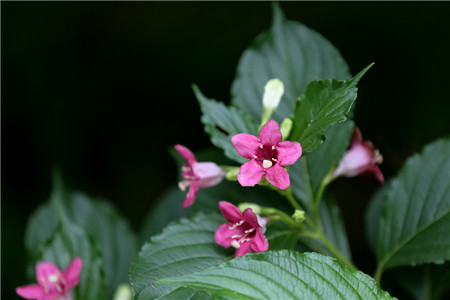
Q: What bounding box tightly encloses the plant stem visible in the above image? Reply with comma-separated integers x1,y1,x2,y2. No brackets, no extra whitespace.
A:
318,233,357,270
312,168,335,223
374,264,384,283
285,187,302,211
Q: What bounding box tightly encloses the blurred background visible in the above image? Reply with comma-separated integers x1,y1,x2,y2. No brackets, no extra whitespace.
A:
3,2,450,299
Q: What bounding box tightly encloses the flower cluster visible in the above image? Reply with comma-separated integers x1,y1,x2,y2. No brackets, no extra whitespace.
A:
16,257,82,300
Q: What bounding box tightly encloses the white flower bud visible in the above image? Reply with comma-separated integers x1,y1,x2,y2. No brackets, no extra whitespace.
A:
263,78,284,110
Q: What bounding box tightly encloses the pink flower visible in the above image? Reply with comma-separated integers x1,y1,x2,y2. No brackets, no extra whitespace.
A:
16,257,82,300
215,201,269,257
231,120,302,190
175,144,225,209
334,127,384,183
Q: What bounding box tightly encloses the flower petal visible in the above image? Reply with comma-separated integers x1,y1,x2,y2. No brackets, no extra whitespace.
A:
251,230,269,253
259,120,282,145
219,201,242,223
36,262,61,286
63,257,82,289
351,126,363,147
16,284,43,299
235,240,253,257
174,144,197,165
237,160,265,187
182,181,198,209
242,208,259,229
264,164,290,190
276,141,302,166
231,133,261,159
334,145,372,178
214,223,235,248
193,162,225,188
368,165,385,184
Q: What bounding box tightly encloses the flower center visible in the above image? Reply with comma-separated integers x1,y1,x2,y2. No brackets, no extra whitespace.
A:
229,220,257,248
253,144,278,168
41,273,66,295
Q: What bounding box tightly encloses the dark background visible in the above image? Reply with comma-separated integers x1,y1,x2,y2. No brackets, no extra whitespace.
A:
3,2,450,299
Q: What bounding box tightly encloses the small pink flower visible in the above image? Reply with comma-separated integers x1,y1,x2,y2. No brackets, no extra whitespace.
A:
16,257,82,300
215,201,269,257
231,120,302,190
175,144,225,209
334,127,384,183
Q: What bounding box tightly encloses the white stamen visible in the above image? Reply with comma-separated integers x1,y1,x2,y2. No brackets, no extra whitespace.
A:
231,234,242,239
48,274,59,283
272,145,276,150
229,220,244,230
241,238,252,243
260,144,263,149
272,158,277,162
181,166,191,172
253,155,258,159
244,228,255,234
263,160,273,169
178,181,186,191
231,240,241,249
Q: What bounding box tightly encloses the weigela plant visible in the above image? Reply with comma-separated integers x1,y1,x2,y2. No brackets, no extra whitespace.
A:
19,4,450,300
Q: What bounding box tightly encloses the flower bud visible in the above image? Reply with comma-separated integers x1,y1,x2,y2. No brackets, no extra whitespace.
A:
225,167,240,181
238,202,262,215
292,209,305,223
114,284,133,300
261,78,284,125
280,117,293,141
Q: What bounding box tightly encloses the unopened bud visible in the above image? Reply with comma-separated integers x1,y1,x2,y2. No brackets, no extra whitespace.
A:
238,202,262,215
280,118,293,141
261,78,284,125
292,209,305,223
113,284,132,300
225,167,240,181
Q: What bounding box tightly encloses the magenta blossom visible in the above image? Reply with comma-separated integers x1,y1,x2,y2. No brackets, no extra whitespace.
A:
175,144,225,209
231,120,302,190
215,201,269,257
16,257,82,300
334,127,384,183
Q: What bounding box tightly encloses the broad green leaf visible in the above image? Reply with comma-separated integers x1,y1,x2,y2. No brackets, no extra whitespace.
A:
319,192,352,260
231,3,351,122
376,137,450,273
194,85,258,164
40,222,106,300
264,221,301,251
159,250,394,300
25,185,138,298
365,180,393,253
130,212,230,300
37,184,107,300
386,263,450,300
290,64,372,153
290,120,354,209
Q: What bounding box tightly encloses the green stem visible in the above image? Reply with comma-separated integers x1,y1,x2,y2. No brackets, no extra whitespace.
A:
264,207,302,229
374,264,384,283
285,187,301,211
318,233,357,270
312,168,335,223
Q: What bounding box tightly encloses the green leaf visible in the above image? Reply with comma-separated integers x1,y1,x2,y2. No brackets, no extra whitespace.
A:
25,186,138,298
386,263,450,300
290,64,372,153
36,185,107,300
231,3,351,122
376,137,450,273
40,221,107,300
159,250,394,300
130,212,230,300
194,85,258,164
319,192,352,260
290,120,354,209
